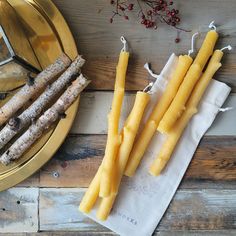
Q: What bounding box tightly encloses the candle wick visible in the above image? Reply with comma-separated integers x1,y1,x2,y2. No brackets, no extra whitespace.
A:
208,21,217,31
144,63,159,79
188,32,199,56
143,82,154,93
120,36,128,52
221,45,233,52
219,107,234,112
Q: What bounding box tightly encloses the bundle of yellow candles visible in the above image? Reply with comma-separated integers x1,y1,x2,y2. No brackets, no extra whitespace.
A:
79,36,151,220
126,22,233,179
79,22,231,221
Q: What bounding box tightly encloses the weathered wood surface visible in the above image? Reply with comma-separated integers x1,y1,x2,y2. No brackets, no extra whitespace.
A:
2,232,236,236
39,135,236,188
0,188,38,233
1,0,236,234
39,188,236,231
53,0,236,91
72,92,236,135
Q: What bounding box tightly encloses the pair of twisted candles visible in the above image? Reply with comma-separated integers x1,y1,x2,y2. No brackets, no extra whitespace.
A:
79,37,151,220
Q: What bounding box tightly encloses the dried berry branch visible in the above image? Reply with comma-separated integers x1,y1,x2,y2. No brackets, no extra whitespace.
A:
109,0,190,42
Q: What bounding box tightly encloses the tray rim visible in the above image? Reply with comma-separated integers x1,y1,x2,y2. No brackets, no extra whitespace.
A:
0,0,79,190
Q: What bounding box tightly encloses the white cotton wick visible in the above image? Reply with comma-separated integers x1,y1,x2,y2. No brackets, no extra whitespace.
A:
209,21,217,31
144,63,159,79
221,45,233,52
143,82,154,93
120,36,128,52
188,32,199,56
219,107,234,112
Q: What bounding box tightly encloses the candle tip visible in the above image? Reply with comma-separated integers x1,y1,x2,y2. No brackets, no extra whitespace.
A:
209,21,217,31
120,36,128,52
220,45,232,52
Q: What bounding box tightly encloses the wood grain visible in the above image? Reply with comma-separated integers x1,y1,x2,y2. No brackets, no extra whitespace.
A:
2,0,236,234
0,188,38,232
39,135,236,188
16,172,39,187
1,231,236,236
53,0,236,91
39,188,236,231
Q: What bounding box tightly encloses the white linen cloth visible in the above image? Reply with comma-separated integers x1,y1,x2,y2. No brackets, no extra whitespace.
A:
86,53,231,236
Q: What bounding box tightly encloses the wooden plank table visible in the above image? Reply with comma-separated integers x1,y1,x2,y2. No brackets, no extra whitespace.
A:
1,0,236,235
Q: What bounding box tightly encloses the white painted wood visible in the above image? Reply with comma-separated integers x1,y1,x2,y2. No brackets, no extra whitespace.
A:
71,92,236,136
39,188,103,231
207,94,236,135
39,188,236,232
0,187,39,233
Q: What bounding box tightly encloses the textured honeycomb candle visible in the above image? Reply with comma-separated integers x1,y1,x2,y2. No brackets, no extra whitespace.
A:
150,49,223,176
194,30,219,69
158,30,219,133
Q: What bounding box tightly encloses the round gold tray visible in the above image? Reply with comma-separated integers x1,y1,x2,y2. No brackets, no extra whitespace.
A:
0,0,78,191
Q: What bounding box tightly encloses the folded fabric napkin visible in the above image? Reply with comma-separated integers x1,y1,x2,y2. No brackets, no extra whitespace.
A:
86,53,231,236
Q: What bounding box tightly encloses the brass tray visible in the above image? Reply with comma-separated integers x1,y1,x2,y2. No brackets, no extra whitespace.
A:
0,0,79,191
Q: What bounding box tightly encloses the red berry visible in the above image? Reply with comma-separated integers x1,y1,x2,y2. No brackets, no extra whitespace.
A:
175,38,180,43
175,17,180,22
175,9,179,14
128,4,134,11
169,1,173,5
147,10,152,15
124,15,129,20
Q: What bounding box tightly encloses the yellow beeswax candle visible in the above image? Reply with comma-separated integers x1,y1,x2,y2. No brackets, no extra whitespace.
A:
124,55,193,177
158,64,201,133
158,30,219,134
150,49,223,176
194,30,219,70
79,165,102,213
96,91,150,220
99,37,129,197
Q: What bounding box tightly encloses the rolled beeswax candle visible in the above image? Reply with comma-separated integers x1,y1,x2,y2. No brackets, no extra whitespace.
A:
79,166,102,213
125,55,193,177
100,38,129,197
194,30,219,69
150,49,223,176
96,92,150,220
158,30,219,134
